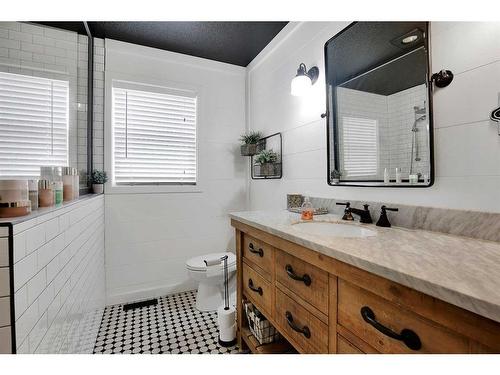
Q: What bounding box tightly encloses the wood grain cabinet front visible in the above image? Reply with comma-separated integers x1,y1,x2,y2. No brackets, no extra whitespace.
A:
275,288,329,353
337,335,364,354
232,221,500,354
242,234,274,277
242,261,273,316
338,279,470,354
275,249,329,315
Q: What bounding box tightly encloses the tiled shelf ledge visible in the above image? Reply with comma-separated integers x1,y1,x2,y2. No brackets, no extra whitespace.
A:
0,194,104,232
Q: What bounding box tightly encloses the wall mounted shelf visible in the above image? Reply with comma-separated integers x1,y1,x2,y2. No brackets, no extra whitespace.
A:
250,132,282,180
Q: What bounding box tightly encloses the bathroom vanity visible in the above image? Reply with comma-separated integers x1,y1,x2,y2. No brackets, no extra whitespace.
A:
230,211,500,354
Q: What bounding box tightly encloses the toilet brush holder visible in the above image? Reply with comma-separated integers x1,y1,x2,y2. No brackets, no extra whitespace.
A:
218,255,237,347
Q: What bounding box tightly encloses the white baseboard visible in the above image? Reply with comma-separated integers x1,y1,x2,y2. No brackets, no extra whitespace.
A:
106,280,198,306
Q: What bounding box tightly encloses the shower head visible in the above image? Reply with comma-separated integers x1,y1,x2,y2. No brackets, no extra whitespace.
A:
414,106,426,115
412,114,426,131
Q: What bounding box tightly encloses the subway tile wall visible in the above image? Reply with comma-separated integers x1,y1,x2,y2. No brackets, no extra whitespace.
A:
386,84,429,178
0,226,12,353
0,22,105,183
337,84,430,180
12,195,105,353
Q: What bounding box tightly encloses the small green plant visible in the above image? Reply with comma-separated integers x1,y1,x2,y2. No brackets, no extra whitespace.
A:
331,169,342,179
91,170,108,184
239,131,263,145
255,149,278,165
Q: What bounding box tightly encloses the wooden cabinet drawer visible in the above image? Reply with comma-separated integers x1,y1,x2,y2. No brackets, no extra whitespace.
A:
275,250,328,315
337,335,364,354
275,288,328,353
338,280,469,353
242,261,273,315
242,234,274,277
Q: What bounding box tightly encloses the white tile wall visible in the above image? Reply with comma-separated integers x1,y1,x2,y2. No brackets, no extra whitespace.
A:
104,40,247,305
0,22,105,185
247,22,500,213
337,84,430,180
12,195,105,353
0,226,11,353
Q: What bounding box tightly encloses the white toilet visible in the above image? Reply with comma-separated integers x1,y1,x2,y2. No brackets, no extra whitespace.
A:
186,252,237,312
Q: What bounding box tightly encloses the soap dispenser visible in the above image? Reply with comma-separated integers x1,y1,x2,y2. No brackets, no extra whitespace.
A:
301,196,314,221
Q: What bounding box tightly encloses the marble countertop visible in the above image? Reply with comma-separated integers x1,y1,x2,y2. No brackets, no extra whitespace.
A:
229,210,500,323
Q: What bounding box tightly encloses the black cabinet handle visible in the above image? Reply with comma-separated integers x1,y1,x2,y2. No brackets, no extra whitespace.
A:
285,264,312,286
285,311,311,338
248,242,264,257
360,306,421,351
248,278,263,296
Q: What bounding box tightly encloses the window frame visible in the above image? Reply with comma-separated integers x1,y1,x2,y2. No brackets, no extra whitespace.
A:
105,71,203,194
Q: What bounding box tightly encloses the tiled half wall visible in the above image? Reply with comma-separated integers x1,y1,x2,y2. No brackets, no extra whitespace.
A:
1,195,105,353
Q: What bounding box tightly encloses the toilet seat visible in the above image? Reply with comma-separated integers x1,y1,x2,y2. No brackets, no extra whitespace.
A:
186,252,236,272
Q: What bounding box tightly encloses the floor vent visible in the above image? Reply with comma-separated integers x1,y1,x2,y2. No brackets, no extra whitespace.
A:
123,298,158,311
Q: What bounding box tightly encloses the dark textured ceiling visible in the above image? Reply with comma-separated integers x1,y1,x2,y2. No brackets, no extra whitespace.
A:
34,22,288,66
326,22,428,95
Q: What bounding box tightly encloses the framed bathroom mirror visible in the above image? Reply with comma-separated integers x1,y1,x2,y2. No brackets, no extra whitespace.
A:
325,22,433,187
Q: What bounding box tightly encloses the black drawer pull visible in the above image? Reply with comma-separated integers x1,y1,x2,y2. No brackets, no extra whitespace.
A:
361,306,421,351
285,264,312,286
248,242,264,257
285,311,311,338
248,278,263,296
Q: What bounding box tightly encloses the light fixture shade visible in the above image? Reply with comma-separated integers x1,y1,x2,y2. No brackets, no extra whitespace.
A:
291,74,312,97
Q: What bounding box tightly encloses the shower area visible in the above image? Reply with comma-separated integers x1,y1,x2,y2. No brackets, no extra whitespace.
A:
380,84,431,181
410,104,428,177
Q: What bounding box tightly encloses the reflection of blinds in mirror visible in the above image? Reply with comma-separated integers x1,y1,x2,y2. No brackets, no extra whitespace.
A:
342,116,378,177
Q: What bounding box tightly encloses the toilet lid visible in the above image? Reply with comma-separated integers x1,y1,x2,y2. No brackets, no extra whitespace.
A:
186,252,236,272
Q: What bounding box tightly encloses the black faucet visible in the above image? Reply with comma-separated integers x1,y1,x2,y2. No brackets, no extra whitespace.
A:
350,204,373,224
376,205,399,227
336,202,353,221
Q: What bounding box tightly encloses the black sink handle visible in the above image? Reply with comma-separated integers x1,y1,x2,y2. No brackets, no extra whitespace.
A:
285,311,311,338
248,278,263,296
285,264,312,286
248,242,264,257
360,306,422,350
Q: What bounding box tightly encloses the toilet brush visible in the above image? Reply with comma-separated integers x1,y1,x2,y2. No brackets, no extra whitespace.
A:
217,255,237,347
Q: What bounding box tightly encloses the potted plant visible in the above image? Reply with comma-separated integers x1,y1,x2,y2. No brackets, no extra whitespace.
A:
239,131,264,156
91,170,108,194
255,149,279,176
331,169,342,184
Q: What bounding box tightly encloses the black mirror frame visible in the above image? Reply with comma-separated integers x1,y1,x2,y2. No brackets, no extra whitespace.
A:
324,21,435,188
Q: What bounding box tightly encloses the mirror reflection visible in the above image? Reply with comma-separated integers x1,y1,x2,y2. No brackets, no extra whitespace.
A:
326,22,432,187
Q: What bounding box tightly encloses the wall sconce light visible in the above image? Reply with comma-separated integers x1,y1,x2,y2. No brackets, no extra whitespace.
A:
291,63,319,97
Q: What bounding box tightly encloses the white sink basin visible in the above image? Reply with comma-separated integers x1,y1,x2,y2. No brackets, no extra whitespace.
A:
291,221,377,238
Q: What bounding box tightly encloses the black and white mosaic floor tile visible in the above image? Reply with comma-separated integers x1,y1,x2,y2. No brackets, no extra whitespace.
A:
93,290,239,354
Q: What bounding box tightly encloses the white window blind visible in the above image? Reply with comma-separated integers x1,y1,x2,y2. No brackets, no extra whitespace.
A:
112,86,197,185
0,72,69,178
341,116,378,178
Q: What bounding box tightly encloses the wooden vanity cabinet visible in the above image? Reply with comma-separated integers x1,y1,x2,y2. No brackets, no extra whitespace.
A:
232,220,500,354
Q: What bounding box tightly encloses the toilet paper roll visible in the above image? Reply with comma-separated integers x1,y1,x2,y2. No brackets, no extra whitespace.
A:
218,305,237,342
204,257,222,266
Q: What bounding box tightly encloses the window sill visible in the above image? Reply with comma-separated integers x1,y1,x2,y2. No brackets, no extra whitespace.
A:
104,184,203,195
